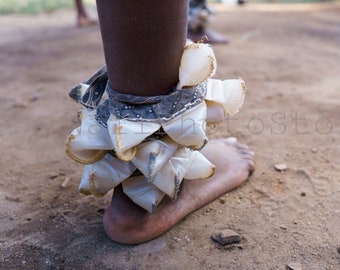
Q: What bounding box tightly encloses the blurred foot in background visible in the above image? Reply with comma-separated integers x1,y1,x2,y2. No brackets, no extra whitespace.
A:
187,0,229,44
75,0,97,27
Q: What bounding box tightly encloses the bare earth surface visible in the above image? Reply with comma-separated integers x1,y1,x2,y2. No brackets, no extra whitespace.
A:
0,3,339,269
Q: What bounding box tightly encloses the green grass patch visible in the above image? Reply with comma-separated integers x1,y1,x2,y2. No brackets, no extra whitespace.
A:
0,0,95,15
210,0,336,3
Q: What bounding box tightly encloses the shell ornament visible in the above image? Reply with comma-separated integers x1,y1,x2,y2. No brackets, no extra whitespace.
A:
66,41,246,213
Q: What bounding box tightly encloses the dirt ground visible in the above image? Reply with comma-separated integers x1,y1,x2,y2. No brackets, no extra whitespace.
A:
0,2,339,269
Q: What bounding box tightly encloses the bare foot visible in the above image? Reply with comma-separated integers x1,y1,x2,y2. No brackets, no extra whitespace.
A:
103,138,254,244
76,16,98,28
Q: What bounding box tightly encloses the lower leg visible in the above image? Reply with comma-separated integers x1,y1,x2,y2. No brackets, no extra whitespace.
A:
96,0,187,96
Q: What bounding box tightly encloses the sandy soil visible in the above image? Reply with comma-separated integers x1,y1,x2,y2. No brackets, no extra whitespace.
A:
0,3,339,269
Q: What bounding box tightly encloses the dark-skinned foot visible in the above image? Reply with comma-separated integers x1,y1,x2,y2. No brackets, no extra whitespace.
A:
103,137,254,244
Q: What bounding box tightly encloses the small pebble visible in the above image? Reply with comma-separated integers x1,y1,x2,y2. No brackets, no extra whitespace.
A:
30,95,40,102
311,148,317,153
49,174,59,180
300,192,306,197
337,246,340,254
279,225,288,230
219,198,226,204
211,229,241,246
5,196,20,203
60,177,71,188
173,237,181,242
12,102,28,108
274,163,288,172
97,208,105,214
287,262,302,270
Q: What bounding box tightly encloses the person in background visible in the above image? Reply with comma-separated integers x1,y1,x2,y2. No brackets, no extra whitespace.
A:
75,0,97,27
188,0,229,43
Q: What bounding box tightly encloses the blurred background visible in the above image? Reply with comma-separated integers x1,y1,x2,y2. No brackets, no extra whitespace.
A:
0,0,337,15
